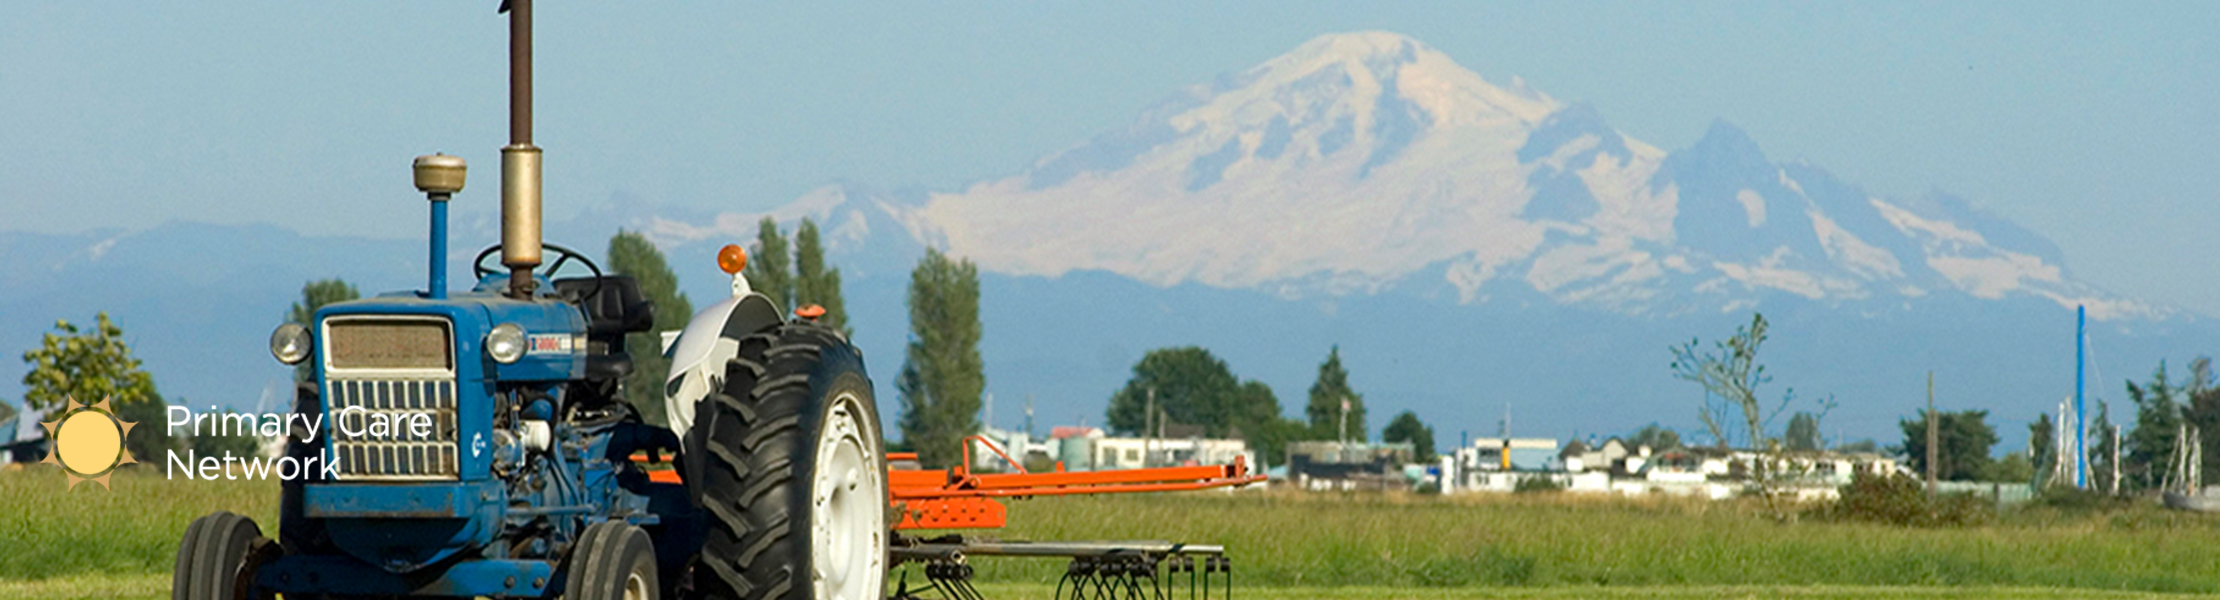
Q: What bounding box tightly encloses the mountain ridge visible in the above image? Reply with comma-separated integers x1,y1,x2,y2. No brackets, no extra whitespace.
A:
0,31,2197,449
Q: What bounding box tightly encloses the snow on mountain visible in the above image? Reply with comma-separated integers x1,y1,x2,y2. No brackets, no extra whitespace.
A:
776,31,2157,321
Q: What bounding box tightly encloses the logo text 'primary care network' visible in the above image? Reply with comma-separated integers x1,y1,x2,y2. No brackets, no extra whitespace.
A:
159,402,436,481
42,397,433,488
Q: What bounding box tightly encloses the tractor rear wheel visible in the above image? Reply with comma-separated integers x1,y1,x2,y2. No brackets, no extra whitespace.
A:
688,322,887,600
173,511,275,600
566,521,659,600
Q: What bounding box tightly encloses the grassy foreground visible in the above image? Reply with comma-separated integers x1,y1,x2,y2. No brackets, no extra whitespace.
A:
0,467,278,579
0,576,2205,600
950,490,2220,593
7,468,2220,597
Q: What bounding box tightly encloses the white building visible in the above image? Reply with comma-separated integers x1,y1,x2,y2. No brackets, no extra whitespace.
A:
1091,436,1254,471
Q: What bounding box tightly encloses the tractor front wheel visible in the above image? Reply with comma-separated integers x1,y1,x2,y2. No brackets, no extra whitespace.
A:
688,322,887,600
173,511,275,600
566,521,659,600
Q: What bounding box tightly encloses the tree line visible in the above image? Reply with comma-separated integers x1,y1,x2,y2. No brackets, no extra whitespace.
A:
1100,345,1437,467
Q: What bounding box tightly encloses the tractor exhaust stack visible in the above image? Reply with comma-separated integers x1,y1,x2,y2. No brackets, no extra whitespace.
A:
500,0,543,298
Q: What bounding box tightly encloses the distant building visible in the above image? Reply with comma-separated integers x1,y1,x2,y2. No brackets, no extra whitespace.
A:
1457,437,1559,472
1286,441,1413,491
2,409,48,466
1092,437,1253,471
1432,432,1908,500
972,424,1077,472
1031,425,1256,473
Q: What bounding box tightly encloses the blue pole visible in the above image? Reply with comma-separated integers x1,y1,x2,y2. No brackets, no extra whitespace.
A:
2075,304,2087,489
429,197,449,299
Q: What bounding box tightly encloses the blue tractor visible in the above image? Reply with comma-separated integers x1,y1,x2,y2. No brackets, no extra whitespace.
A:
171,2,889,599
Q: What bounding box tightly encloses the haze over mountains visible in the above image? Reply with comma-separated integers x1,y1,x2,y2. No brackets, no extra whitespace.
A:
2,32,2204,451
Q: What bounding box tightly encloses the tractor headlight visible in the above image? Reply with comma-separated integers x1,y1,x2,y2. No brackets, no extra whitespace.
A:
486,323,526,364
270,323,312,365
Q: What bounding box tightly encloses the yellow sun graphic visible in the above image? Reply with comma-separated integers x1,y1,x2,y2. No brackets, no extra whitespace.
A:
40,396,137,490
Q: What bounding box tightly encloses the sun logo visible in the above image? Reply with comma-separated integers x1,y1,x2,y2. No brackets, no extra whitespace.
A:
39,396,138,490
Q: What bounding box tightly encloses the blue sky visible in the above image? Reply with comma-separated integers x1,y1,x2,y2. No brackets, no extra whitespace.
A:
4,2,2217,313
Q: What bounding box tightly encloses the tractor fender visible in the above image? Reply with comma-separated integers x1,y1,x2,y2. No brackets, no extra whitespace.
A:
660,292,783,439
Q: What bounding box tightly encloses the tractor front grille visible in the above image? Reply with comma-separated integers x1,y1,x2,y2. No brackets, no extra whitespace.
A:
327,378,460,480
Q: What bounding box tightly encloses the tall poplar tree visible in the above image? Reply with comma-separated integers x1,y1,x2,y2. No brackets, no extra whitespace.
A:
744,217,793,310
896,248,984,467
1305,346,1366,442
607,231,693,426
792,218,851,335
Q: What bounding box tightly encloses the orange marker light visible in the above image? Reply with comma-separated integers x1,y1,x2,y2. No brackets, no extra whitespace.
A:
796,304,827,319
717,244,748,275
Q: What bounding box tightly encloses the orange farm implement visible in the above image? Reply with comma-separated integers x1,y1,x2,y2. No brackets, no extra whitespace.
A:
641,435,1263,600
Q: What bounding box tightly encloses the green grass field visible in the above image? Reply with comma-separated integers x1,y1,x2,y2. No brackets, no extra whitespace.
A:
7,468,2220,599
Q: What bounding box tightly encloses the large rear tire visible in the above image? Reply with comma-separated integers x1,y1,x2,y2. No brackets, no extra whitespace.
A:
687,322,887,600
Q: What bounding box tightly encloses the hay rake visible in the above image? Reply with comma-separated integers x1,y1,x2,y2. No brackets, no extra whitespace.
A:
883,437,1260,600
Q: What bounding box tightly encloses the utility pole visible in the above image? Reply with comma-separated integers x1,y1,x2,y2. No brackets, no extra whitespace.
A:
1926,371,1938,498
1339,394,1350,446
1143,387,1155,468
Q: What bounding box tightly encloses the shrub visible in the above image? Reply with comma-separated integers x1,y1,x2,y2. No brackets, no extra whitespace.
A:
1513,474,1565,494
1812,470,1990,527
2029,485,2134,513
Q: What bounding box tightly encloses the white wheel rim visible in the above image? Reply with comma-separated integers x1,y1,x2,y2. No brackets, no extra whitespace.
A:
811,391,885,600
623,571,648,600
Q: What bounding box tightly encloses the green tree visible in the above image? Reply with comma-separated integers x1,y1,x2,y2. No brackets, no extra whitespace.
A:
1836,439,1880,454
2186,360,2220,481
117,393,184,460
1381,410,1436,462
21,313,172,462
2125,362,2185,492
1109,347,1250,436
2030,411,2056,487
745,217,794,310
1105,347,1292,464
1984,451,2035,484
607,231,694,426
792,218,851,336
1235,387,1308,468
1896,409,1999,482
22,313,156,412
287,279,359,382
1628,423,1681,451
1784,411,1821,451
1305,346,1366,442
2088,400,2119,493
896,248,984,468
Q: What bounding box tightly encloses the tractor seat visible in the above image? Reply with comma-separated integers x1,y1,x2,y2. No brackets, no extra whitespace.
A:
553,275,654,339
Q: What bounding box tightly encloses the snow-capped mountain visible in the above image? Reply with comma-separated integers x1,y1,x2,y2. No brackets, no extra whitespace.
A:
789,31,2148,320
1,31,2199,448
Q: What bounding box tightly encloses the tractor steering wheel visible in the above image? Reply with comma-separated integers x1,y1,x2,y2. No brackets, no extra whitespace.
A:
473,243,605,297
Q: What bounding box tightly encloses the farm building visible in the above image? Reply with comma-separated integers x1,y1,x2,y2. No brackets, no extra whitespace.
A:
997,425,1256,473
1285,441,1413,491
